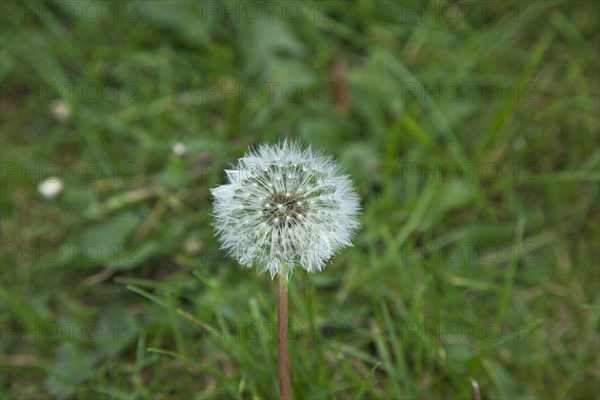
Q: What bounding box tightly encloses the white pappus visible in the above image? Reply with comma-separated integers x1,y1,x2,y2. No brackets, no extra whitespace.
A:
211,140,361,278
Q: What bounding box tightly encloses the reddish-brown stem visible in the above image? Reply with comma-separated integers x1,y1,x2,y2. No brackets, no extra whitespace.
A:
278,274,291,400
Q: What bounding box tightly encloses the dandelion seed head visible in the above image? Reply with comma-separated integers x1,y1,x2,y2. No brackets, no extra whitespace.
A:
38,177,64,199
211,140,361,278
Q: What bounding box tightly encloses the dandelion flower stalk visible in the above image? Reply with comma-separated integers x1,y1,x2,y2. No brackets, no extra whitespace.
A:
278,273,291,400
211,140,361,398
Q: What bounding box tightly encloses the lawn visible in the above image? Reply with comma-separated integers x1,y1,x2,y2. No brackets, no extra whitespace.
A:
1,1,599,399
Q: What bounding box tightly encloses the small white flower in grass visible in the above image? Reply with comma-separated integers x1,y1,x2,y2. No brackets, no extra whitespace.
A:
172,141,187,157
38,177,64,198
50,100,71,121
211,140,361,278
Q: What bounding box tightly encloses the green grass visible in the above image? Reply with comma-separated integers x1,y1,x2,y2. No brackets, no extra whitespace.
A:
1,0,599,399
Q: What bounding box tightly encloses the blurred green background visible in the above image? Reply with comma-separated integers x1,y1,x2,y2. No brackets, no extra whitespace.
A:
1,0,599,399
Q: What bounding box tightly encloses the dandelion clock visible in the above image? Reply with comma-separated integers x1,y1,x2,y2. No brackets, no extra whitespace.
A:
211,140,361,399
